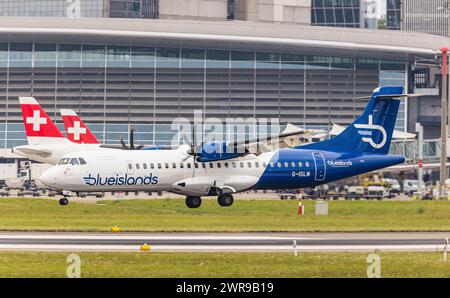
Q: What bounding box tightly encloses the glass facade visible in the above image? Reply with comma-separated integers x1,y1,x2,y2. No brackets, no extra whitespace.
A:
0,0,105,17
0,0,159,19
386,0,401,30
402,0,449,37
0,42,406,148
311,0,362,28
379,69,406,131
110,0,158,19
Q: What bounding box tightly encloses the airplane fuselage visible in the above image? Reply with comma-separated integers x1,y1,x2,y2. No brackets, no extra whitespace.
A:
40,146,405,196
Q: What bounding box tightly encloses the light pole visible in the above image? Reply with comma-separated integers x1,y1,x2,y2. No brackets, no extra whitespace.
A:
440,47,449,198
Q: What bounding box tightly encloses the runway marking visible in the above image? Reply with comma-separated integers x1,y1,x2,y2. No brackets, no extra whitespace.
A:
0,244,438,252
0,232,448,252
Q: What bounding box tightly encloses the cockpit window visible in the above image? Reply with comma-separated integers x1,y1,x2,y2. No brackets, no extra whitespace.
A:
59,157,87,166
58,158,70,165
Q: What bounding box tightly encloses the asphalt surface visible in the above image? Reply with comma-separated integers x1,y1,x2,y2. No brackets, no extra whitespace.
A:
0,232,448,252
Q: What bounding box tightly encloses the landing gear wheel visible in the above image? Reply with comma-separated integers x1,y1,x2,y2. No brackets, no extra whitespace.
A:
59,198,69,206
218,194,234,207
186,196,202,208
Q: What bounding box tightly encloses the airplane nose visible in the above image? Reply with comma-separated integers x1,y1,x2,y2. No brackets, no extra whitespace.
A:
40,168,58,188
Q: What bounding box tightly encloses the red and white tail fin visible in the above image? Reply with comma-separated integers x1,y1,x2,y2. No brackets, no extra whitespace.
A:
60,109,100,144
19,97,68,145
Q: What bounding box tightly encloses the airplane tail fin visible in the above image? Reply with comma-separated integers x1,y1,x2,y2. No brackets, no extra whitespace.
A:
19,97,67,145
60,109,100,144
299,86,403,155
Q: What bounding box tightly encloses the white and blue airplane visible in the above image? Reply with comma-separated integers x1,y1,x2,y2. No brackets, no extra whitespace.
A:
40,86,407,207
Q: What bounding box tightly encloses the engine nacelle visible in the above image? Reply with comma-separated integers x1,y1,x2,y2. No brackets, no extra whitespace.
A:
196,142,246,162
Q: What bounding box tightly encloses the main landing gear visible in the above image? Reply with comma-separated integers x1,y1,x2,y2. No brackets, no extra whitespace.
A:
186,196,202,208
218,193,234,207
185,194,235,208
59,197,69,206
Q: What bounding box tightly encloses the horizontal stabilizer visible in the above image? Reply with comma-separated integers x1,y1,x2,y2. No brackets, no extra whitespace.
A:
355,94,421,101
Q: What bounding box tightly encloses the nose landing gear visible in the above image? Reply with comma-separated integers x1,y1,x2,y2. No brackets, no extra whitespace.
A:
218,194,234,207
185,196,202,208
59,197,69,206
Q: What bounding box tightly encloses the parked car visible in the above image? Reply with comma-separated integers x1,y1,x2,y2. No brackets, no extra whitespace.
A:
277,190,297,200
403,179,418,196
345,186,364,200
384,178,401,195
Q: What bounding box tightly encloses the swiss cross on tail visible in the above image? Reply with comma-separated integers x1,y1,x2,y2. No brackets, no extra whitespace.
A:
60,109,99,144
19,97,65,143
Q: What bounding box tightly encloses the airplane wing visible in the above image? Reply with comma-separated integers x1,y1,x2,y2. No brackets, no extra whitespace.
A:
13,147,52,157
373,162,450,173
192,124,327,162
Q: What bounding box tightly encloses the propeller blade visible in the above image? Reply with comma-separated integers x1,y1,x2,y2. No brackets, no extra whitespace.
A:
120,137,129,150
129,128,135,150
190,124,196,155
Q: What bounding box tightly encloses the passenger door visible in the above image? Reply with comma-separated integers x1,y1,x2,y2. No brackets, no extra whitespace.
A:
312,152,326,182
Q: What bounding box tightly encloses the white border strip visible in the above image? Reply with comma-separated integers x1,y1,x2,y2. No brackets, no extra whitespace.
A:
0,27,437,56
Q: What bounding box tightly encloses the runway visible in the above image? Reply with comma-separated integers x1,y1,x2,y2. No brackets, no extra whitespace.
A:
0,232,449,252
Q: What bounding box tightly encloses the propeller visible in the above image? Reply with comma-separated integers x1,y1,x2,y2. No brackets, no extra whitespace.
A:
184,124,199,161
120,128,144,150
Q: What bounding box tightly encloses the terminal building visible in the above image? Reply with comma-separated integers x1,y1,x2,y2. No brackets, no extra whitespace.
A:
0,0,447,181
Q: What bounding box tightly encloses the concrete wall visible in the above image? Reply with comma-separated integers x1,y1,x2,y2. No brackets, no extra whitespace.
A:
159,0,228,21
235,0,259,21
235,0,310,24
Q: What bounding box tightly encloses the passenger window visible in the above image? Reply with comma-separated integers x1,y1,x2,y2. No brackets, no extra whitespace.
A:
247,162,251,168
298,162,303,167
255,162,259,168
202,163,206,169
291,162,295,167
143,163,147,169
150,163,154,169
128,163,133,170
165,163,169,169
79,158,87,165
277,162,282,168
263,162,267,168
270,162,274,168
136,163,140,170
305,162,310,167
232,162,236,168
217,163,221,168
187,163,191,169
224,162,229,168
157,163,162,169
172,163,177,169
194,163,199,169
70,158,79,166
284,162,289,168
240,162,244,168
209,163,214,168
180,163,184,169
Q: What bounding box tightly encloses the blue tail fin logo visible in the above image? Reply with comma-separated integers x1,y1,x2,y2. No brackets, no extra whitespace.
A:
354,114,387,149
299,86,403,155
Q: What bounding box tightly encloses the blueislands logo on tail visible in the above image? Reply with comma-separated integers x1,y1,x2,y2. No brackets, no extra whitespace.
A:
354,114,387,149
299,86,402,155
